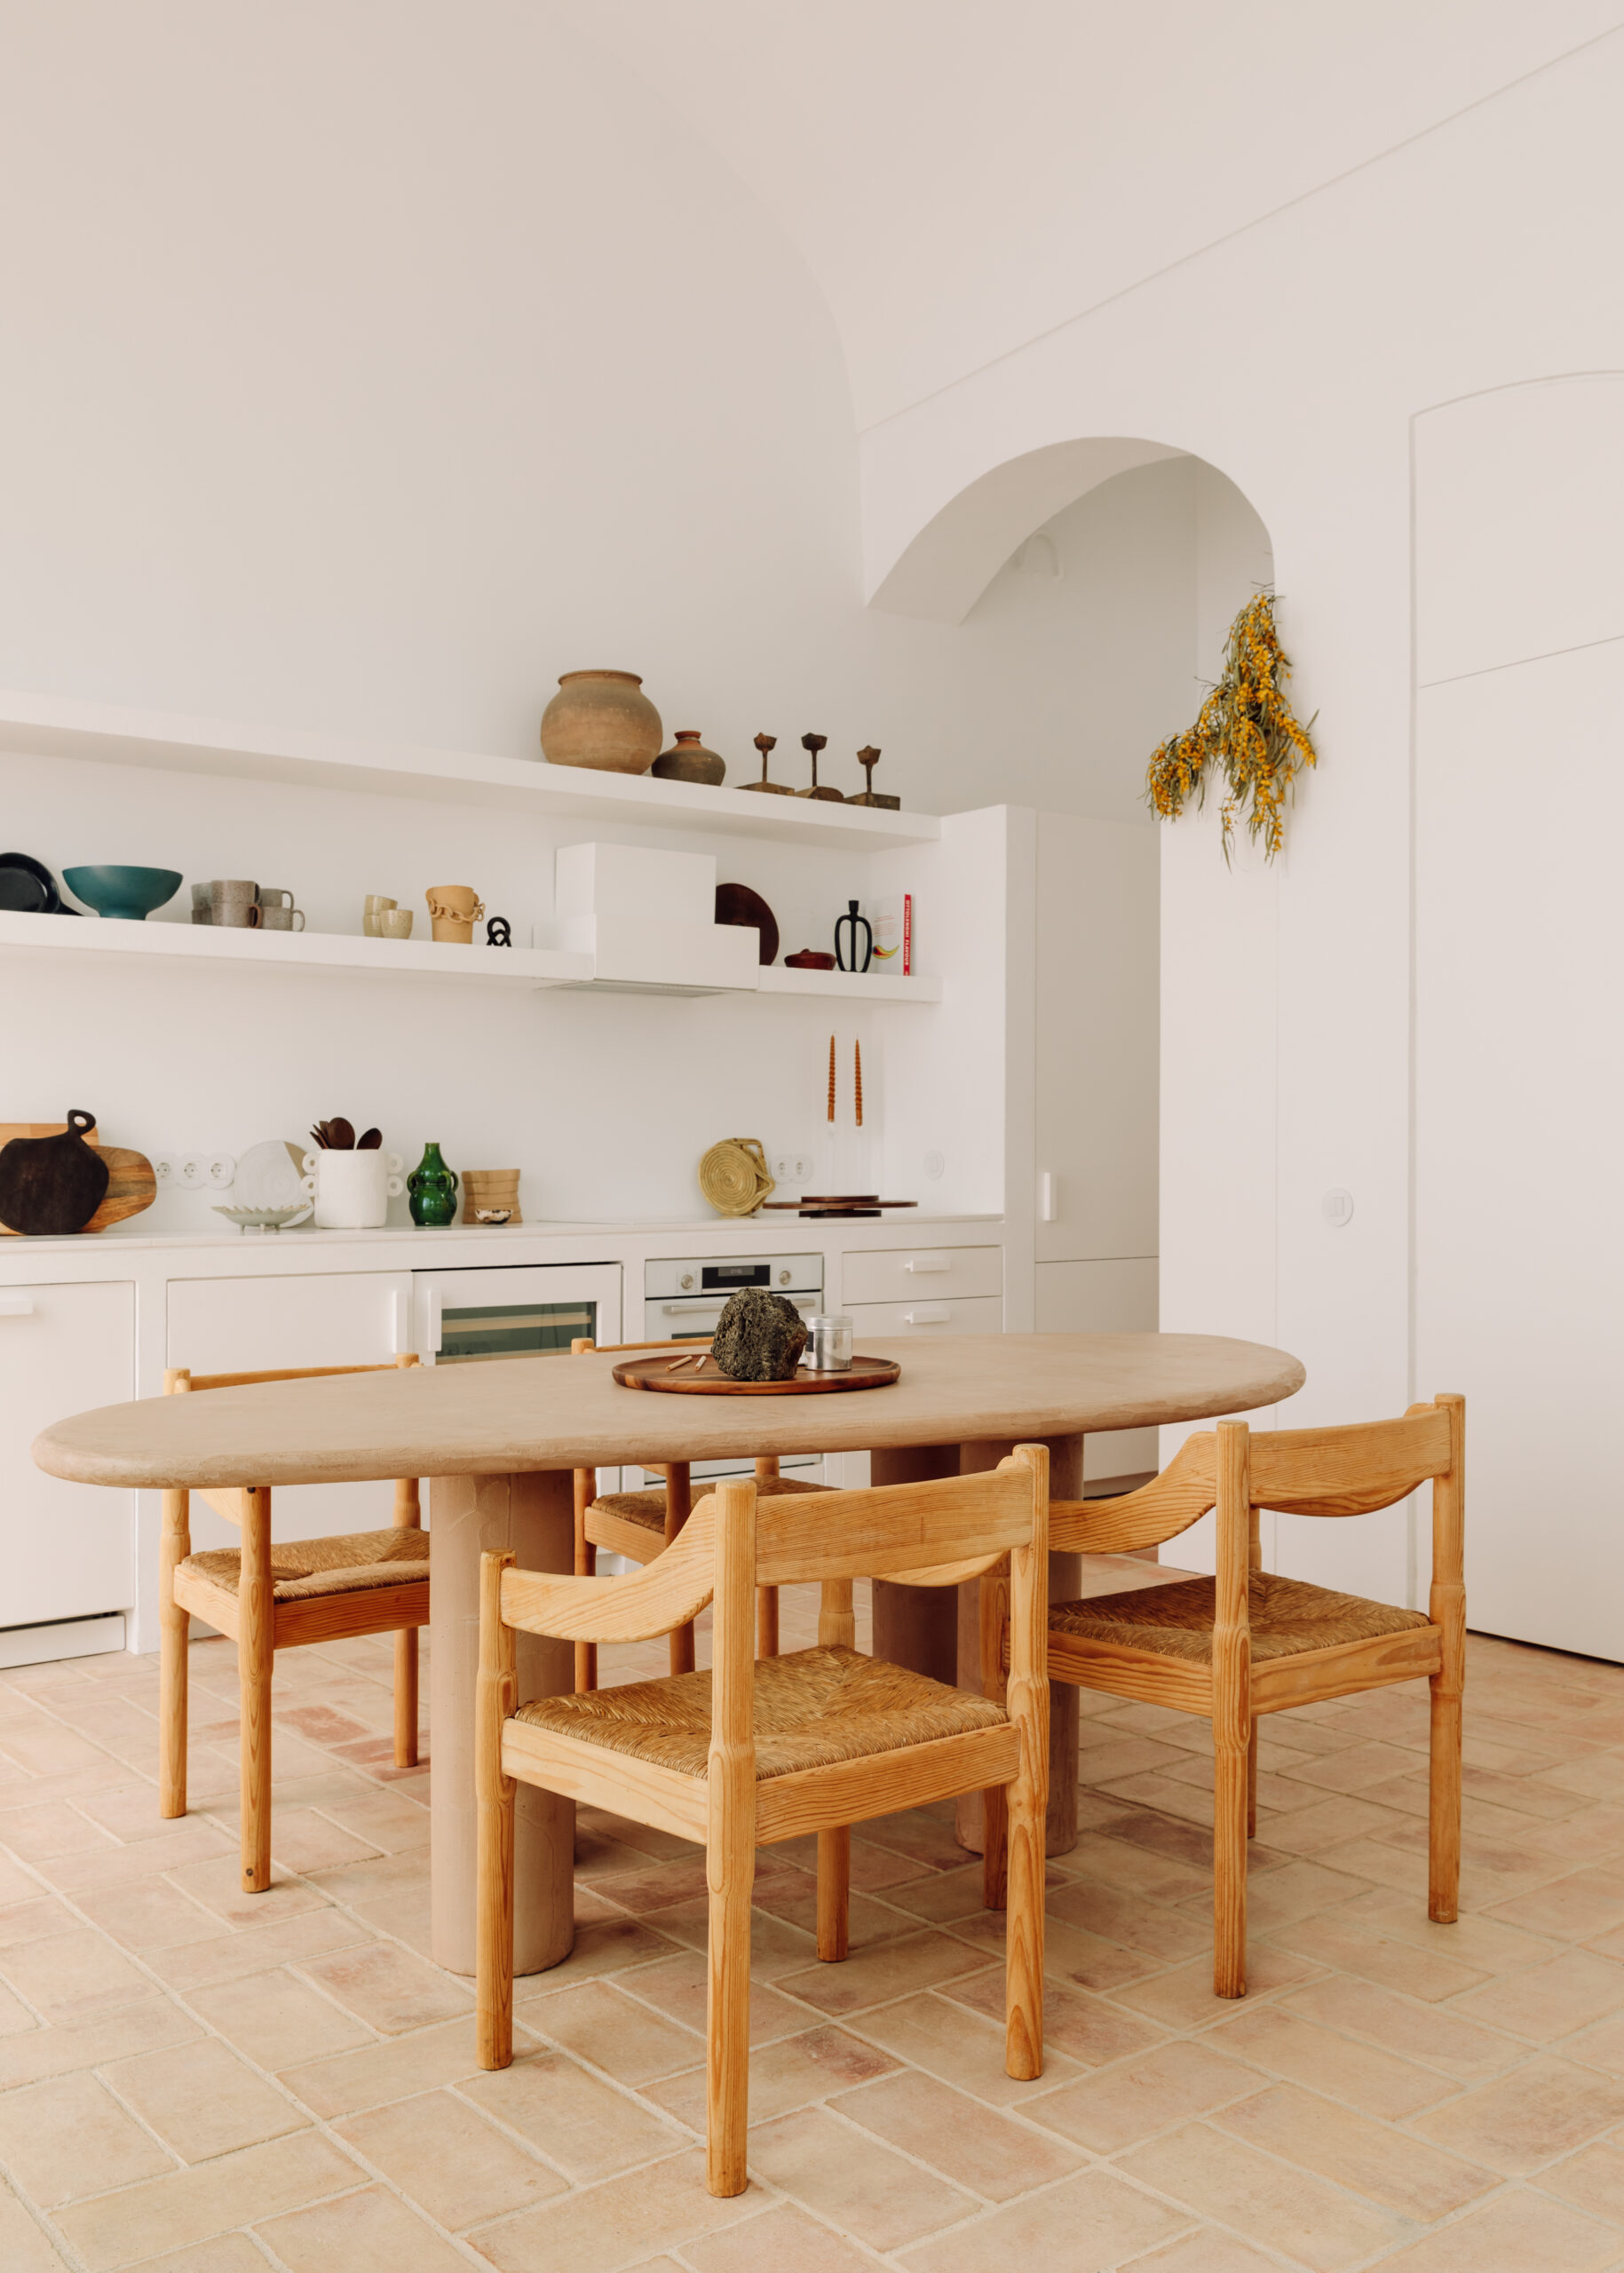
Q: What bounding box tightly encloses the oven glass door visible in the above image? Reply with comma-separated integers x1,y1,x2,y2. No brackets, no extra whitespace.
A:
414,1263,622,1365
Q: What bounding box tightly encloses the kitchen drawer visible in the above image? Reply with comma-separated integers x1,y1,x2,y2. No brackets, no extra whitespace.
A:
841,1245,1003,1307
844,1295,1004,1336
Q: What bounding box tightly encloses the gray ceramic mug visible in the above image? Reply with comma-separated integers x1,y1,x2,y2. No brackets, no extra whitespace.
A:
210,880,261,928
257,905,305,931
190,883,213,926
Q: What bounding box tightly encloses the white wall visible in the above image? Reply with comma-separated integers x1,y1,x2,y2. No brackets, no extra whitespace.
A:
0,4,1185,1225
852,31,1624,1615
0,2,1191,828
1414,378,1624,1654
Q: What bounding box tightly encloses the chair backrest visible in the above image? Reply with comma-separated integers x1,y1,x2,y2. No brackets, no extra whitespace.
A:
1050,1397,1464,1564
164,1354,420,1394
495,1447,1049,1649
163,1354,424,1517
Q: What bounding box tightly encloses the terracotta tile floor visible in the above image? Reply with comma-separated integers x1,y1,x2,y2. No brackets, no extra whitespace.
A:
4,1572,1624,2269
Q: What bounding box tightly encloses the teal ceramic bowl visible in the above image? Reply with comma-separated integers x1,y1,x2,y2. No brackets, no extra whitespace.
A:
63,866,184,922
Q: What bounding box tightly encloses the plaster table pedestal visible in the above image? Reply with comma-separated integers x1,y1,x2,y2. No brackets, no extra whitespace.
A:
34,1331,1304,1980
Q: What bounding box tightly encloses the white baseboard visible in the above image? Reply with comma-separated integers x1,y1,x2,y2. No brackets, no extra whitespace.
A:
0,1613,127,1669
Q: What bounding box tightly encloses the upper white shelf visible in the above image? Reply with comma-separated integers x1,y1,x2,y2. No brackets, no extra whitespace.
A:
0,909,941,1002
0,688,941,853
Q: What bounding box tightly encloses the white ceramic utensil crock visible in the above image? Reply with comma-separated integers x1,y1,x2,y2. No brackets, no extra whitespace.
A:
301,1149,404,1230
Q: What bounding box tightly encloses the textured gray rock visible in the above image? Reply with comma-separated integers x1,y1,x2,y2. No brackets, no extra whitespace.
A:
710,1287,808,1382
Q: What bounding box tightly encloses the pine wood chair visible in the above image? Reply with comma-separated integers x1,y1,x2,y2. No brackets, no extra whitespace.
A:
477,1450,1050,2197
1017,1395,1464,1999
570,1336,837,1691
160,1354,429,1894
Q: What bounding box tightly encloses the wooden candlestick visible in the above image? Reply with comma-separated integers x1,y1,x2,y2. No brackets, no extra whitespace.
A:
798,733,845,802
849,745,900,810
741,732,794,796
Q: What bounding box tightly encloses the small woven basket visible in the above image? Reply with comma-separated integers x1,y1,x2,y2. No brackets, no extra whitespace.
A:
698,1137,775,1217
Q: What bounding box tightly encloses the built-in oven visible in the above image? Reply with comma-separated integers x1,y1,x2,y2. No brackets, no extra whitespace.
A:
641,1252,824,1485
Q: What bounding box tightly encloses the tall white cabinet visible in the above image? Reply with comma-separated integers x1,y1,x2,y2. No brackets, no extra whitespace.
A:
1031,812,1160,1484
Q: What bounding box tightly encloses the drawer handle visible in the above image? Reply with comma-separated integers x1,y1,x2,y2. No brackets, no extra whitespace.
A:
904,1304,951,1325
0,1295,36,1318
903,1255,950,1274
661,1300,726,1316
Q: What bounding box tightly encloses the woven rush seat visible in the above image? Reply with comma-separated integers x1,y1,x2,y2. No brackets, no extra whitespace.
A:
1050,1569,1430,1665
180,1527,430,1604
515,1642,1005,1779
590,1471,832,1540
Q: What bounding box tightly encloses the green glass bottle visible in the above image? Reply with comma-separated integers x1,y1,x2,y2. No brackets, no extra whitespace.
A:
407,1142,458,1227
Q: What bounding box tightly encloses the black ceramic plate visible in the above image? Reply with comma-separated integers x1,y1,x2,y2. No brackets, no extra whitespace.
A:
0,851,68,914
715,882,779,967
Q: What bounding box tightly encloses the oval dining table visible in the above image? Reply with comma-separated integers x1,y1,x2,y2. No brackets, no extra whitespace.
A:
34,1330,1304,1977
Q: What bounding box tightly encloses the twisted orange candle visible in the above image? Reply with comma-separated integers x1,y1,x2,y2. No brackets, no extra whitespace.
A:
828,1034,836,1123
854,1039,863,1128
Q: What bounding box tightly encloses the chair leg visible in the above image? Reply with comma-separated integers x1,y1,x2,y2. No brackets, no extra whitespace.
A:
1213,1716,1249,1998
477,1554,517,2071
393,1629,419,1768
667,1463,695,1677
1005,1758,1044,2079
706,1815,755,2198
573,1468,598,1693
159,1489,190,1819
1430,1635,1463,1925
238,1488,273,1895
757,1585,780,1658
982,1781,1009,1911
816,1826,850,1960
1247,1716,1258,1841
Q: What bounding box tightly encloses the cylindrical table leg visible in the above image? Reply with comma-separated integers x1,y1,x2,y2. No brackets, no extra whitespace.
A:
871,1445,962,1684
953,1436,1081,1859
432,1470,575,1977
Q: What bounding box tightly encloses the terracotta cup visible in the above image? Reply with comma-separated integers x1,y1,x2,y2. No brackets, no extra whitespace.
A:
426,885,485,944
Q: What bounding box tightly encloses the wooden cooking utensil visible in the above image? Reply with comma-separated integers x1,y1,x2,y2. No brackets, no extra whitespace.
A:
357,1128,382,1150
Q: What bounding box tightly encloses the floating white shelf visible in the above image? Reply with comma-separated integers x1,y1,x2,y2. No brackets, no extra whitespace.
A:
0,688,941,853
0,911,941,1002
0,909,592,989
757,965,940,1004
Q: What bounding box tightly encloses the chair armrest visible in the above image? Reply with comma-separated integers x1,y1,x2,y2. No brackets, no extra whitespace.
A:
500,1501,717,1643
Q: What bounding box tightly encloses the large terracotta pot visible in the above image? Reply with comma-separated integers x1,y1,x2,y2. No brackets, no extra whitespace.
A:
540,670,662,774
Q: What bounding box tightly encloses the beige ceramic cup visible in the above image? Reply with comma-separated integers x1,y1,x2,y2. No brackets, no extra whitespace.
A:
210,880,261,928
378,908,414,939
362,894,397,938
426,885,485,944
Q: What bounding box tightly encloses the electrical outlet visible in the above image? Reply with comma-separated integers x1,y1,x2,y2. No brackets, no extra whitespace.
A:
177,1153,211,1190
207,1154,235,1189
792,1152,813,1182
154,1155,176,1184
770,1152,816,1186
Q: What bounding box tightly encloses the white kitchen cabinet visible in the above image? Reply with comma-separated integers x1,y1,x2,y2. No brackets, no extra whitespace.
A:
0,1281,135,1632
167,1269,414,1548
1034,815,1158,1265
841,1245,1002,1307
844,1295,1003,1336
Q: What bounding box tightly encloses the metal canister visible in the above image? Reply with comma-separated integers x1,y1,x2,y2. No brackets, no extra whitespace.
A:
806,1313,854,1371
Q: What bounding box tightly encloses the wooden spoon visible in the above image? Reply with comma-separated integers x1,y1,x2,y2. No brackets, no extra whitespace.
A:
325,1117,356,1151
357,1128,382,1150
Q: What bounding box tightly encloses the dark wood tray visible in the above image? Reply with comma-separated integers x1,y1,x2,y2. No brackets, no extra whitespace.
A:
612,1353,900,1396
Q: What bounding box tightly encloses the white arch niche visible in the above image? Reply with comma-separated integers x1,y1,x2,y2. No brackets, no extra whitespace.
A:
865,435,1186,623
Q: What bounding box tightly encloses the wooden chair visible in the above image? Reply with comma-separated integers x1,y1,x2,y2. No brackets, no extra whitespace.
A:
1019,1396,1463,1998
477,1450,1050,2196
160,1355,429,1894
570,1337,836,1691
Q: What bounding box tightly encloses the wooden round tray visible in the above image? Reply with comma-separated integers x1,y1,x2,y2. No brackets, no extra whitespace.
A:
612,1353,900,1396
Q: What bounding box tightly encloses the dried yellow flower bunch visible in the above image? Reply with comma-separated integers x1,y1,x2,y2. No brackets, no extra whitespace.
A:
1145,591,1319,861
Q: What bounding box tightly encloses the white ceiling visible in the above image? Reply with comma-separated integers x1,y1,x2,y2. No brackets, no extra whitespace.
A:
566,0,1623,431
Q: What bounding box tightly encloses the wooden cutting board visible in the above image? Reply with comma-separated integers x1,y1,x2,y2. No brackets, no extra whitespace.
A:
0,1126,157,1234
